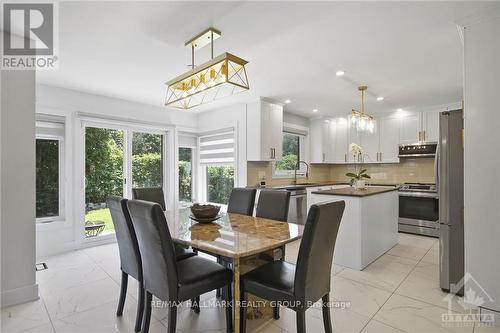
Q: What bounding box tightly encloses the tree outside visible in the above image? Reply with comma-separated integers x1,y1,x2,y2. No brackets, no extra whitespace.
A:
275,133,299,171
207,165,234,204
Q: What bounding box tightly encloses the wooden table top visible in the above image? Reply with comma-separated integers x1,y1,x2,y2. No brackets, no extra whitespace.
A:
165,209,304,259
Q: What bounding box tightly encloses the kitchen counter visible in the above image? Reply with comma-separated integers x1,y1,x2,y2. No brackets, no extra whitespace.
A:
312,186,398,197
309,185,398,270
248,182,400,191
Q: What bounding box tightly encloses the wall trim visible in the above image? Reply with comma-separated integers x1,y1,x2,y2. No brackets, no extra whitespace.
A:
1,284,39,308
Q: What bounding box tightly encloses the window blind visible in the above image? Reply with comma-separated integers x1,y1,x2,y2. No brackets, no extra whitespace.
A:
199,130,235,165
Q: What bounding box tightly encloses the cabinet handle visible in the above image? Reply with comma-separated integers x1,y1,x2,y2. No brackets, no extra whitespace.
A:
423,130,426,141
380,152,383,161
272,148,275,159
322,153,325,162
344,153,347,163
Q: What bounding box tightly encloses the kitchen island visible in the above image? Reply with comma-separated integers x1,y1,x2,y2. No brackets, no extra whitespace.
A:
309,186,398,270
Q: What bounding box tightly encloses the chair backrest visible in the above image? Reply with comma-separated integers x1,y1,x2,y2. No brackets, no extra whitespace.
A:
107,196,142,280
132,187,166,211
294,200,345,305
227,188,257,215
127,199,178,301
256,190,291,222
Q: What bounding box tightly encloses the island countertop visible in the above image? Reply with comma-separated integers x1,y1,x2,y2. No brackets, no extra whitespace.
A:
311,186,398,197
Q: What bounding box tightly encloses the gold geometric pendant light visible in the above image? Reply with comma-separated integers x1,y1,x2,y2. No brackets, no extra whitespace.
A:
165,28,250,109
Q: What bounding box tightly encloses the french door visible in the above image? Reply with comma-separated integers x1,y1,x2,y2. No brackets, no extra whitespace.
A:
83,122,166,239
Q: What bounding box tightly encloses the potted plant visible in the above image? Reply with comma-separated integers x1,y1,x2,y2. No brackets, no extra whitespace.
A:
346,169,371,190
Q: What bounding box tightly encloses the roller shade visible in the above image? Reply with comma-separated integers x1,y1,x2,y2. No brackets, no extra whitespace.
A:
199,130,235,165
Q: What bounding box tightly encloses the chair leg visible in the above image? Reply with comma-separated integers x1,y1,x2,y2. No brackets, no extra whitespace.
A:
273,302,280,320
191,296,200,314
166,305,177,333
142,291,152,333
240,291,247,333
296,309,306,333
322,294,333,333
116,271,128,316
134,281,144,332
225,284,233,333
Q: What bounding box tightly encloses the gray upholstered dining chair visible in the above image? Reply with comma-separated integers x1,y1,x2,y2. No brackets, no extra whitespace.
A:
126,199,233,333
132,187,166,210
255,190,291,222
107,196,198,332
240,200,346,333
227,188,257,215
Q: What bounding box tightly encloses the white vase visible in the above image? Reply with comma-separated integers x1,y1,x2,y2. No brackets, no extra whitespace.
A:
355,179,366,190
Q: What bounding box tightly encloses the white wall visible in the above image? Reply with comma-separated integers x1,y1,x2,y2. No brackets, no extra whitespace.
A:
1,62,38,306
461,13,500,317
35,85,198,258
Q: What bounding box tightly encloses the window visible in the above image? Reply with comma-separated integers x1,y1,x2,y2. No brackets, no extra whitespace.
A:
199,130,235,205
36,119,65,222
206,165,234,204
179,147,193,207
132,132,164,188
36,139,60,219
274,131,306,177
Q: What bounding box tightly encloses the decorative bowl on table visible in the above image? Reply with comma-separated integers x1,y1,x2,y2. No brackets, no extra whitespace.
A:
190,203,222,223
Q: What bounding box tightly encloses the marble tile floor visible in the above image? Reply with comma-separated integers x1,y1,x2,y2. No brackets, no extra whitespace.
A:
2,233,499,333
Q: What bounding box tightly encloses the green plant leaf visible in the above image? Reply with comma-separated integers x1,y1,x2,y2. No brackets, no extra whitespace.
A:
361,174,371,179
359,169,367,175
346,173,358,178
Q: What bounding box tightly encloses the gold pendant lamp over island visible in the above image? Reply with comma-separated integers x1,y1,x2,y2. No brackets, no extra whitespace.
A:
350,85,375,133
165,27,250,109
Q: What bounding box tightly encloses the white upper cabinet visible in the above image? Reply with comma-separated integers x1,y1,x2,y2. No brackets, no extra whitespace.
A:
246,100,283,161
359,124,379,163
421,111,440,142
399,112,421,144
332,119,349,163
310,119,330,163
379,117,401,162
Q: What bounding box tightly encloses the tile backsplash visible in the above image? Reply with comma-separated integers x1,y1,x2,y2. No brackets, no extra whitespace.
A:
247,158,435,186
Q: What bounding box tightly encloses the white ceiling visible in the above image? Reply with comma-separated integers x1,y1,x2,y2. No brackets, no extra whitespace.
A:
38,1,500,118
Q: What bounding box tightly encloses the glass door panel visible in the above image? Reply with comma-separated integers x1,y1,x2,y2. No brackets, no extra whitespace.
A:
178,147,193,207
85,127,124,237
131,132,164,188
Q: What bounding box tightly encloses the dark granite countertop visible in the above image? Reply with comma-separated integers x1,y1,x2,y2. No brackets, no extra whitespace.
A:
311,186,398,197
248,182,400,191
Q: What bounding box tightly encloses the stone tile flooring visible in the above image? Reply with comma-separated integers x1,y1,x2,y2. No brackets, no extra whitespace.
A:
2,233,499,332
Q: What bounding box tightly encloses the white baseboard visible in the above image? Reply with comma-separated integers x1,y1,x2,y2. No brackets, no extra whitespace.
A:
1,283,39,308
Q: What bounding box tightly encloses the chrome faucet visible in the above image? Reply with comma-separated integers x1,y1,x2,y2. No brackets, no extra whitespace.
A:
293,160,310,184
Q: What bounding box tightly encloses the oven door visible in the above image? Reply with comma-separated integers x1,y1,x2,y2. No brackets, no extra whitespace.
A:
399,192,439,228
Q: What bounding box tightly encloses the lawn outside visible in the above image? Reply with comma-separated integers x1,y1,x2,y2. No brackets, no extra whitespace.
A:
85,208,115,234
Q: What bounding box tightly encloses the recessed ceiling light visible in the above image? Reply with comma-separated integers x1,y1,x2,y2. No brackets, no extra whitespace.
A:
335,70,345,76
284,99,291,104
377,96,384,101
312,109,319,113
397,108,403,112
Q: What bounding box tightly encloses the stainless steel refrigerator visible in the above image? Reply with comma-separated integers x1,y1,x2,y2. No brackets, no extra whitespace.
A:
439,109,464,294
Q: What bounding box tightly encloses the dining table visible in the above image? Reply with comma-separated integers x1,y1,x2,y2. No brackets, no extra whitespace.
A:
164,208,304,333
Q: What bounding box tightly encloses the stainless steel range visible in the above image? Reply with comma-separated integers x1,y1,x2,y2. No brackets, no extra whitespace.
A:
398,183,439,237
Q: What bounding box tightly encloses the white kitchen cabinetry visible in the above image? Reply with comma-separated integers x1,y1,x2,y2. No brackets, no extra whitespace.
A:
421,111,440,142
332,119,349,163
399,110,440,144
399,113,421,144
310,119,332,163
247,100,283,161
378,117,401,162
360,126,379,163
